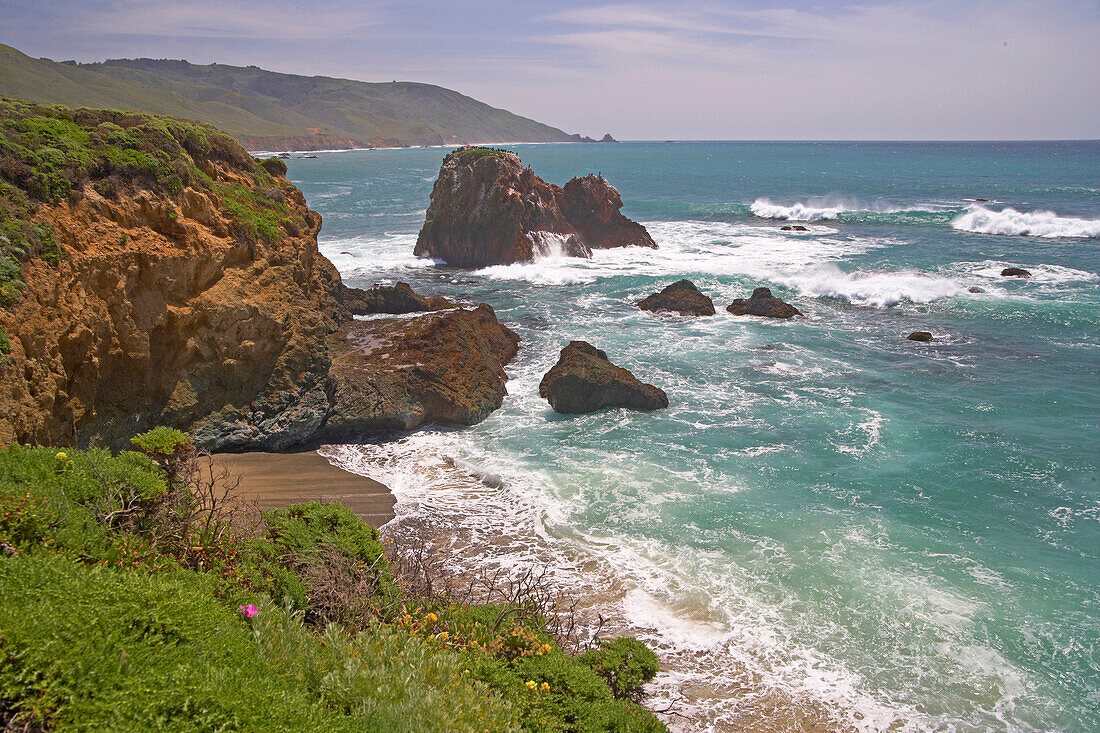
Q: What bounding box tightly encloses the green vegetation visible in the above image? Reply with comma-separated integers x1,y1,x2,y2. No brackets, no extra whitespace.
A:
0,98,304,307
0,44,581,150
0,434,665,731
451,146,515,164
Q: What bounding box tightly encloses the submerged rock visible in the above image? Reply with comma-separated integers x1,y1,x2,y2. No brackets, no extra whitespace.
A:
1001,267,1032,278
539,341,668,414
637,279,715,316
968,286,985,293
907,331,934,342
780,225,808,231
726,287,803,319
413,146,654,267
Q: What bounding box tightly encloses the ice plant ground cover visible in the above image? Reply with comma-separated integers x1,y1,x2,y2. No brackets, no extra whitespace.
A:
0,436,663,732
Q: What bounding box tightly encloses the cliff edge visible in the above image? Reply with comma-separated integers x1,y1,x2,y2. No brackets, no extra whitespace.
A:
0,100,517,450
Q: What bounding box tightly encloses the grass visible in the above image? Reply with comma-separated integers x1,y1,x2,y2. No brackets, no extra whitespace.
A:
0,436,666,731
450,146,514,165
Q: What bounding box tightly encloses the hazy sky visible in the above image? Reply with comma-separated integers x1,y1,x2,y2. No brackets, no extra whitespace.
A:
4,0,1099,140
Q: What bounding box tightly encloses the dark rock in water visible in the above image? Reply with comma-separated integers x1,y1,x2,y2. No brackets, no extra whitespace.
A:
781,225,808,231
539,341,668,414
340,282,453,315
907,331,934,342
968,286,985,293
560,174,657,252
726,287,803,319
975,198,989,203
637,279,715,316
600,133,618,143
1001,267,1032,278
324,305,520,435
413,146,654,267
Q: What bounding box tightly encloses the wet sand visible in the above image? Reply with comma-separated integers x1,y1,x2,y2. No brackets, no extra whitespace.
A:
211,450,395,527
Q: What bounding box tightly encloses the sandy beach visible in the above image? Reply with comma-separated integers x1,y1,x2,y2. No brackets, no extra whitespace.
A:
211,450,395,527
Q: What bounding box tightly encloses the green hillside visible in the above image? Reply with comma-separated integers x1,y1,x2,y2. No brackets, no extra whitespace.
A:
0,44,592,151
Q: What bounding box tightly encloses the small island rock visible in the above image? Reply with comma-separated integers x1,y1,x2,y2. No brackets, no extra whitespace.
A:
726,287,803,319
637,279,716,316
539,341,668,414
1001,267,1032,278
414,146,655,267
907,331,934,342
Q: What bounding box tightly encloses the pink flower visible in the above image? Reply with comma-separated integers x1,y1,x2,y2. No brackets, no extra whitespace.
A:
239,604,259,618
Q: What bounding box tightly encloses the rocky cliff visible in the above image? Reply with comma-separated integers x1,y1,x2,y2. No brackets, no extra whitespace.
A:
414,147,656,267
0,101,518,450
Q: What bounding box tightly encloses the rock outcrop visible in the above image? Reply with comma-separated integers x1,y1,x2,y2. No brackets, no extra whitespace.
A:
780,225,808,231
637,280,715,316
907,331,933,342
340,282,453,315
726,287,803,319
413,146,655,267
539,341,668,414
0,103,518,451
1001,267,1032,278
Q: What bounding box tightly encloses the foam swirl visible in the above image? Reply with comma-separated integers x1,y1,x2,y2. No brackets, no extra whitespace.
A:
951,205,1100,238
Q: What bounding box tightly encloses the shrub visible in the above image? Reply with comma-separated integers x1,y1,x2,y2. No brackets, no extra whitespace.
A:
580,638,660,700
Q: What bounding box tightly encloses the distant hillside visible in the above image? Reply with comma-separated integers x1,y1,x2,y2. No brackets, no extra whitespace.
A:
0,44,600,151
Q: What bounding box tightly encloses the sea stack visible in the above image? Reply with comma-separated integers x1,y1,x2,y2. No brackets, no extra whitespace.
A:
726,287,803,319
413,146,655,267
539,341,668,414
637,279,716,316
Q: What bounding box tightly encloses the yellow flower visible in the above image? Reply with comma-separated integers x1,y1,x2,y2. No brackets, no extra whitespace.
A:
538,643,552,655
55,452,67,461
402,614,413,625
540,682,550,692
439,631,449,641
425,612,438,623
525,680,537,691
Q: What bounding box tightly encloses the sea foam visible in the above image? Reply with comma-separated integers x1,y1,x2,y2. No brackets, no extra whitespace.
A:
951,205,1100,238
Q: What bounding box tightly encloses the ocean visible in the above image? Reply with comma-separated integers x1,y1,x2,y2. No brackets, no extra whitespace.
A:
285,141,1099,732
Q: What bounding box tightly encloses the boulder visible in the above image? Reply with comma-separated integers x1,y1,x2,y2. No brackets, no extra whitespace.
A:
539,341,668,414
637,279,715,316
340,282,453,315
1001,267,1032,278
324,305,520,435
907,331,933,342
968,286,985,294
726,287,803,319
780,225,808,231
414,146,654,267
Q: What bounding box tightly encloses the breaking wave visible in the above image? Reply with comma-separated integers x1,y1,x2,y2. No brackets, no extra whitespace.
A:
951,205,1100,238
750,198,955,222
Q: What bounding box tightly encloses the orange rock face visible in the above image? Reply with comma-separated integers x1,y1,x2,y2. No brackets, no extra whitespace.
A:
1,145,519,450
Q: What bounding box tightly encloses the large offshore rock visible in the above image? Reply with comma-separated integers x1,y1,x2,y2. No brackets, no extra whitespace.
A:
538,341,667,414
414,146,655,267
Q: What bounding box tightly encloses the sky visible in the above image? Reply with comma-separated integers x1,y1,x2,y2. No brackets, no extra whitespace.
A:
3,0,1099,140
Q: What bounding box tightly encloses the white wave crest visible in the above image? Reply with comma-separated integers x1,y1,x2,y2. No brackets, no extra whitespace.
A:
771,265,965,308
751,199,845,221
951,205,1100,238
750,198,954,221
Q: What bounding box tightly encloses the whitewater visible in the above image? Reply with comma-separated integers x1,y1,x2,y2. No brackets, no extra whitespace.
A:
285,141,1100,732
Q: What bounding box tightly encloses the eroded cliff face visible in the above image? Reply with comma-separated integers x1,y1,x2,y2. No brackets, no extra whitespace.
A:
0,104,519,450
1,164,339,448
413,146,655,267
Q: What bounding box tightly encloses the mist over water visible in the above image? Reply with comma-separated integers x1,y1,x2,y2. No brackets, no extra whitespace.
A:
288,141,1100,732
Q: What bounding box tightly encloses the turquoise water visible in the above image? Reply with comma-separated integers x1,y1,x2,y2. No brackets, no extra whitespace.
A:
287,142,1099,731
